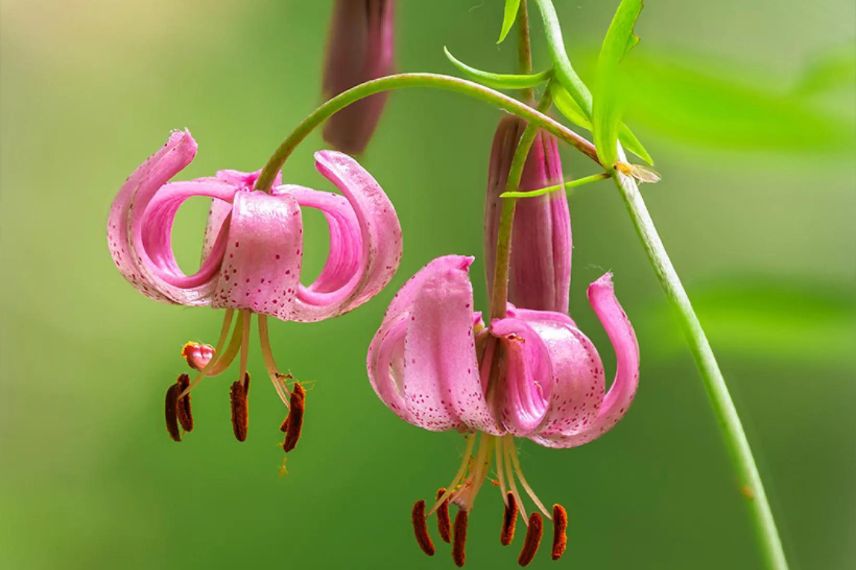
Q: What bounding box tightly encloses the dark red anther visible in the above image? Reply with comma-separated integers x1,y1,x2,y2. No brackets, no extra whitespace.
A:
517,512,543,567
282,383,305,452
229,373,250,442
436,488,451,543
501,492,519,546
164,382,182,442
452,510,469,567
551,504,568,561
411,499,435,556
175,374,193,432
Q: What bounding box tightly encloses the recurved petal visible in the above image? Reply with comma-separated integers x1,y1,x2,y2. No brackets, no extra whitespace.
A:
107,130,197,302
289,151,402,322
366,255,499,433
134,179,238,304
531,274,640,449
514,310,605,441
489,317,552,436
211,190,303,319
405,259,500,434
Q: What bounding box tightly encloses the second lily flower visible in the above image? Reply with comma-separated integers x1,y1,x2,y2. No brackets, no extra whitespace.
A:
367,255,639,566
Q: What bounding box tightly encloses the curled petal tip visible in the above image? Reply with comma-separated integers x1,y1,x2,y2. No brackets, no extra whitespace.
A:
589,272,615,292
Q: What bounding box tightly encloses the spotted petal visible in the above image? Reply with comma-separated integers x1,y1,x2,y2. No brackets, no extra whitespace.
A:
530,273,640,448
367,256,500,433
289,151,402,322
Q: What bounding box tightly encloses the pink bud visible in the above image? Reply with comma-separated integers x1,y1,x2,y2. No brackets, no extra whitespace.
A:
484,117,572,313
322,0,395,154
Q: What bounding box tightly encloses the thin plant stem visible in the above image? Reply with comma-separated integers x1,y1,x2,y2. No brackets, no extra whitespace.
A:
253,73,598,191
488,88,553,319
516,0,534,103
612,148,789,570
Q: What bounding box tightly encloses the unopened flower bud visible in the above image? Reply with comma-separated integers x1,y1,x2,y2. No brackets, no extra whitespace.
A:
484,117,571,312
322,0,395,154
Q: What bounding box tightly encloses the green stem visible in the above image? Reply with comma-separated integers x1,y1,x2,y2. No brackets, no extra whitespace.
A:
253,73,598,192
488,89,553,319
501,171,611,198
516,0,535,103
613,149,789,570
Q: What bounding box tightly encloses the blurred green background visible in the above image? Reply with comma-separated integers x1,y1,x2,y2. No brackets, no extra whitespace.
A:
1,1,854,568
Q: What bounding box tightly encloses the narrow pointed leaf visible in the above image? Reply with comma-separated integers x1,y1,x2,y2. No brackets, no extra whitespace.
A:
551,84,653,164
593,0,644,167
532,0,593,115
498,0,522,44
444,47,551,90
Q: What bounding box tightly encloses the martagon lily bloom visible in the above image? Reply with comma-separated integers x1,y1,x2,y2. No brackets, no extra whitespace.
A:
485,117,571,313
367,255,639,566
108,129,402,456
322,0,395,154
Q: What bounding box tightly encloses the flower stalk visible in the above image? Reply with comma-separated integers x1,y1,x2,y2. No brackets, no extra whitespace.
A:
612,149,789,570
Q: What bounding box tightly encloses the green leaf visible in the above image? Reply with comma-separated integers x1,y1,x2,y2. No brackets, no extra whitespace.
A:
593,0,644,167
551,84,653,164
622,54,856,152
532,0,652,164
532,0,593,115
443,47,551,90
498,0,522,44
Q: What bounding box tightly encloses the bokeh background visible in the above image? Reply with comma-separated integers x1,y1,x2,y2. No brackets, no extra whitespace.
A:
1,1,854,568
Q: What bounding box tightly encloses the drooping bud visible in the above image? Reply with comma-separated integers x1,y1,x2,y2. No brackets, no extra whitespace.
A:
322,0,395,154
485,117,571,313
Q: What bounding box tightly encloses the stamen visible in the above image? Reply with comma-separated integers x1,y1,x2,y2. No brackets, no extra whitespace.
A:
501,492,519,546
507,437,552,519
454,434,494,512
282,382,305,452
495,432,509,502
411,499,435,556
164,382,182,442
517,513,543,567
229,372,250,442
551,504,568,561
452,509,469,567
175,374,193,432
429,434,476,515
258,315,290,405
238,310,251,381
435,488,451,543
503,437,528,521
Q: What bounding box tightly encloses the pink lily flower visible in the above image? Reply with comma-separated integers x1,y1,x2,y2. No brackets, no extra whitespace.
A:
108,129,402,452
485,117,572,313
367,255,639,565
322,0,395,154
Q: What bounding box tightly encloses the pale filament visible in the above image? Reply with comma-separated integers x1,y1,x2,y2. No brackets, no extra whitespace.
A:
238,309,251,381
258,315,291,406
429,433,477,515
505,435,552,520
